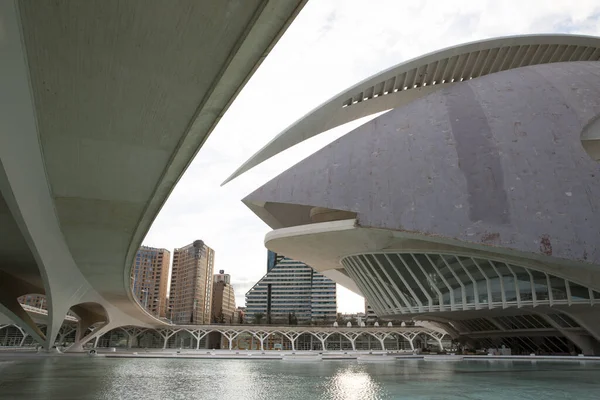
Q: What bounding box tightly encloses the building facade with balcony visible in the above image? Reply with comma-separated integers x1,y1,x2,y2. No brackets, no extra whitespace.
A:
245,253,336,324
131,246,171,318
211,270,236,324
169,240,215,325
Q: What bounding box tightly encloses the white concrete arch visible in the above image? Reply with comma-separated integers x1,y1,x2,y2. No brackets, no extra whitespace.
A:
223,34,600,184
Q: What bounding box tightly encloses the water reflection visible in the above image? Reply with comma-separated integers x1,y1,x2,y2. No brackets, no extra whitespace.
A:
0,357,599,399
325,364,384,400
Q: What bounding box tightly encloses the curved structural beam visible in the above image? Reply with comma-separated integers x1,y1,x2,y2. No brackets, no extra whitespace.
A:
223,34,600,184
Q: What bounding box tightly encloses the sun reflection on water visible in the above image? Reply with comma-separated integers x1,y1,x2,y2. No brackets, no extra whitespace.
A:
0,357,600,400
325,365,384,400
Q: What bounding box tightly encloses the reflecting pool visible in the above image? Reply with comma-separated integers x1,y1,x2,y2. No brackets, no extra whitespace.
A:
0,357,599,399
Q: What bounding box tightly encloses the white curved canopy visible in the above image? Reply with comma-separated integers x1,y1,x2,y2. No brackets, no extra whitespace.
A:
223,34,600,184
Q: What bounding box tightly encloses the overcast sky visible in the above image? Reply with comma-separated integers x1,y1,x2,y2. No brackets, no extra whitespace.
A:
144,0,600,313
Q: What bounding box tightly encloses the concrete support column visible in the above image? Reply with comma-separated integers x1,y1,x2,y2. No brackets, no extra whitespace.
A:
126,334,133,349
219,331,240,350
67,321,117,352
94,336,100,349
158,329,180,349
368,333,388,351
342,333,359,351
540,310,600,355
313,332,331,351
19,333,28,347
283,332,301,351
192,331,209,350
0,3,97,350
252,332,270,351
436,338,443,351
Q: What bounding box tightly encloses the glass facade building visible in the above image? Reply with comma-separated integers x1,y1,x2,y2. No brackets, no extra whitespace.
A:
245,255,337,324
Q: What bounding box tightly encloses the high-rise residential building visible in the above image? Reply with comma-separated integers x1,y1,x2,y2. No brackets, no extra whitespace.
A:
211,270,236,324
131,246,171,318
18,294,47,310
213,269,231,284
169,240,215,325
365,300,378,324
235,306,246,324
245,254,337,324
267,250,284,273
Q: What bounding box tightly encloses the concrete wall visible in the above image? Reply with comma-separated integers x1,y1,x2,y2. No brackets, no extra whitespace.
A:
245,62,600,266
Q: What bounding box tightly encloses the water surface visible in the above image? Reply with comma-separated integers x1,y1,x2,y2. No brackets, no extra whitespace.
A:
0,357,598,399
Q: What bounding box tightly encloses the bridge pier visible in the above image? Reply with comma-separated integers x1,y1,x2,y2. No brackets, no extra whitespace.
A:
67,321,119,352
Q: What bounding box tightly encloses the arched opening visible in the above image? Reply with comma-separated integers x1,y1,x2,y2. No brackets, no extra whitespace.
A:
165,330,197,349
263,331,294,351
137,329,163,348
69,302,109,324
17,294,47,310
96,327,128,348
325,333,353,351
0,325,27,347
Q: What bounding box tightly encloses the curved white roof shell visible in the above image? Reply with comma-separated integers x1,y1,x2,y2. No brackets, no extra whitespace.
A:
223,34,600,184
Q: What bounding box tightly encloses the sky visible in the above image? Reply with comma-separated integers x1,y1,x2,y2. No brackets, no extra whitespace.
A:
144,0,600,313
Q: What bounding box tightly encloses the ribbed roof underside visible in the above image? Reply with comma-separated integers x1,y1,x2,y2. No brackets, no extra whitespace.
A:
342,42,600,108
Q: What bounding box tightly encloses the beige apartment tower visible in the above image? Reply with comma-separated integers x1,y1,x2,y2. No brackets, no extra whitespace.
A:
169,240,215,325
131,246,171,318
211,270,236,323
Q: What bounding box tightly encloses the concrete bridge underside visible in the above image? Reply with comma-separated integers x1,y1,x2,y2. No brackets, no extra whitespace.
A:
0,0,306,350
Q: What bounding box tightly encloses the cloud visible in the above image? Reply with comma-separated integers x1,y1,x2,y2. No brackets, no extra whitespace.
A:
144,0,600,311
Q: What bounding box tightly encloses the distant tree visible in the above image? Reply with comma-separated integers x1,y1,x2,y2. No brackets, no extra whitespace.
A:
253,312,264,325
238,312,244,324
